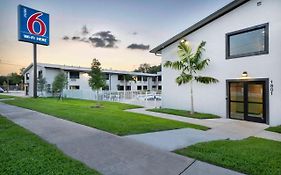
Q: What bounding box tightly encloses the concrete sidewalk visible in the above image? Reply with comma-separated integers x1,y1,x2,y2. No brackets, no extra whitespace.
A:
127,108,270,140
125,128,227,151
0,103,243,175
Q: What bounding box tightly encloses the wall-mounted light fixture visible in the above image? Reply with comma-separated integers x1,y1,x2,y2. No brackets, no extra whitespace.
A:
241,71,248,78
180,39,186,43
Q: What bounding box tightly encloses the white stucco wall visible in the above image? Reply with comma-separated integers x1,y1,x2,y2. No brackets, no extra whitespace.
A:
160,0,281,126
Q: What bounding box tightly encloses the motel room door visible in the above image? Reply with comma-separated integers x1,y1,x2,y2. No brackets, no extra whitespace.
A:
227,80,268,123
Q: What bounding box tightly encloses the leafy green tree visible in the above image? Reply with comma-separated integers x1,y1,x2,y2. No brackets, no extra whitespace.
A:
148,65,161,74
134,63,161,74
0,76,7,87
88,58,106,106
7,72,22,85
164,40,218,114
52,72,68,100
38,74,47,96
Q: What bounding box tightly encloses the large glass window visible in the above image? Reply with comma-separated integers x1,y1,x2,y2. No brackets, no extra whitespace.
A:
226,23,268,59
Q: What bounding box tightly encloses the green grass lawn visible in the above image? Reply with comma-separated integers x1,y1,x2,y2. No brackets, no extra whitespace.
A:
0,94,15,99
0,116,100,175
266,125,281,134
4,98,208,135
175,137,281,175
147,108,220,119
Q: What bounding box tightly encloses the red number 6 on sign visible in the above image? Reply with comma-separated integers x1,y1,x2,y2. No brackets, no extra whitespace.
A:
27,12,47,36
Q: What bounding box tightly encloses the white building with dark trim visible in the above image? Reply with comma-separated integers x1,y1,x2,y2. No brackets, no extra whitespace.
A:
150,0,281,126
23,63,161,96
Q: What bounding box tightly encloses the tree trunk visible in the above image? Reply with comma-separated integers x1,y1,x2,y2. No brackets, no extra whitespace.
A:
190,80,194,115
96,90,100,106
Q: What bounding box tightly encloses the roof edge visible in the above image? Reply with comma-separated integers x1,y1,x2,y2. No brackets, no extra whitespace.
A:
150,0,250,54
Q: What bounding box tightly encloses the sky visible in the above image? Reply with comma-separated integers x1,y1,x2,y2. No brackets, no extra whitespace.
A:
0,0,232,76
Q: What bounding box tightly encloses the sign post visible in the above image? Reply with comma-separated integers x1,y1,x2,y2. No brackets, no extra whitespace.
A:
33,44,37,97
18,5,49,98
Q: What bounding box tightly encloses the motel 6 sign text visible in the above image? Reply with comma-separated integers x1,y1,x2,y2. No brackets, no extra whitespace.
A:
18,5,49,45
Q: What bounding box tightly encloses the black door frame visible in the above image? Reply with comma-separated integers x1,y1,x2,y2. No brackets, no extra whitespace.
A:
226,78,269,124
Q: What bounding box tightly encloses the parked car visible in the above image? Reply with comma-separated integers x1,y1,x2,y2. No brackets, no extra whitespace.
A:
0,87,4,93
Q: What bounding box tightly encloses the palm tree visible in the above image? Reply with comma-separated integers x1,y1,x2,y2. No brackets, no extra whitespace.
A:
164,40,219,115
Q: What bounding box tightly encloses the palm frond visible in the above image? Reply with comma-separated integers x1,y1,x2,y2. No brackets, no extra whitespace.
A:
176,73,193,85
194,76,219,84
192,41,206,64
195,58,210,70
164,60,184,70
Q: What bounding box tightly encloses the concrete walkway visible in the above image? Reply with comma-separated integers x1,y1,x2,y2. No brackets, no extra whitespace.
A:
125,128,227,151
0,103,243,175
125,108,281,150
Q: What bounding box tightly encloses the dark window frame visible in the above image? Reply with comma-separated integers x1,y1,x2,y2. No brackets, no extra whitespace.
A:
137,86,142,90
143,76,147,82
226,23,269,59
104,73,110,80
118,74,124,81
26,73,30,80
102,85,109,90
69,71,80,79
126,86,131,91
69,85,80,90
117,85,124,91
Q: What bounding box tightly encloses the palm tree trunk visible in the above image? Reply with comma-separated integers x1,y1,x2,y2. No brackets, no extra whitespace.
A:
190,80,194,115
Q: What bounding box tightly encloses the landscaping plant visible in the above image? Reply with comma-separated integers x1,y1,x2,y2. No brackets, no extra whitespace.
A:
164,40,218,114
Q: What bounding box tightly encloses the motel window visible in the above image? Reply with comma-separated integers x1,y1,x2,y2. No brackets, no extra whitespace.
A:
226,23,269,59
143,76,147,82
118,74,124,81
158,86,162,90
143,86,147,90
69,85,80,90
158,76,162,81
137,86,142,90
104,74,110,80
126,86,131,91
46,84,51,92
26,73,30,80
137,76,142,81
69,71,80,79
102,85,109,91
38,70,43,78
117,85,124,91
152,85,156,89
152,77,156,82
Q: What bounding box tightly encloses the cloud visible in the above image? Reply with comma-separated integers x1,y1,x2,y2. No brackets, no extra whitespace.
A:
132,32,138,35
62,26,119,48
89,31,118,48
62,36,69,40
127,43,149,50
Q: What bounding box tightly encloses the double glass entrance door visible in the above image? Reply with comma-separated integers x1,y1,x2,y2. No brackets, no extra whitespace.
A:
228,81,266,123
